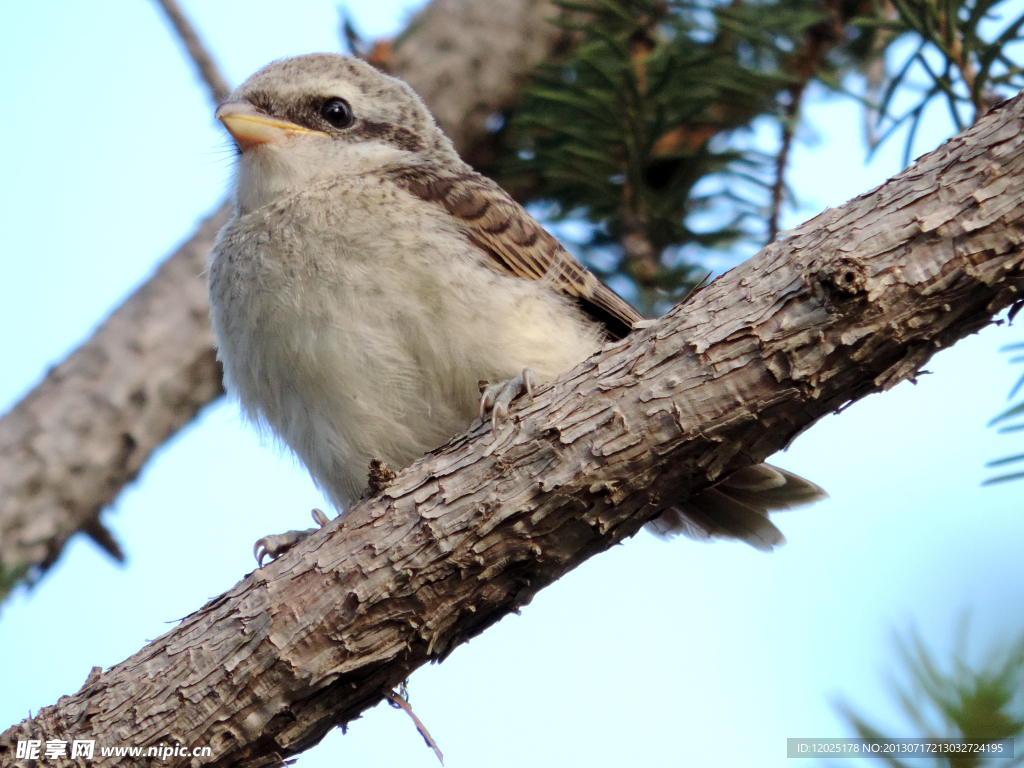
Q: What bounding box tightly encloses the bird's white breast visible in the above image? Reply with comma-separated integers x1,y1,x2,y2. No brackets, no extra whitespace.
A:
209,174,604,510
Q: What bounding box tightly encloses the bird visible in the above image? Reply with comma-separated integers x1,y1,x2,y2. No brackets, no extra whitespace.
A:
208,53,826,563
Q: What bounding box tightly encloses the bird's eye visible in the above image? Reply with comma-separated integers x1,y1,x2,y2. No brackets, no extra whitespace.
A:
320,98,354,129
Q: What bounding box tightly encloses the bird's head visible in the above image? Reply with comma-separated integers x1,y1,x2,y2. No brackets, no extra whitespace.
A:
217,53,457,214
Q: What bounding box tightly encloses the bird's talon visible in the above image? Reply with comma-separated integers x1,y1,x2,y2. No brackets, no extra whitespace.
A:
491,401,508,431
478,368,537,431
254,532,304,568
254,530,311,567
522,368,535,400
253,508,330,567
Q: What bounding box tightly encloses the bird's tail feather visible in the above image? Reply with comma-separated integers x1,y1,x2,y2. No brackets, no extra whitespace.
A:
646,463,826,551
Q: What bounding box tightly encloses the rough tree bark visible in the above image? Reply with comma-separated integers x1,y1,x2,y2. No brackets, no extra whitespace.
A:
3,89,1023,768
0,208,229,588
0,0,567,594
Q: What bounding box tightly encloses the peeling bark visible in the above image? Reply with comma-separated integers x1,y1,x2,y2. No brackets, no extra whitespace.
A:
0,0,567,593
4,92,1023,768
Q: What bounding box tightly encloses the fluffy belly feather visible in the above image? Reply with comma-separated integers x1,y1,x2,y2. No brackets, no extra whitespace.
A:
210,192,604,510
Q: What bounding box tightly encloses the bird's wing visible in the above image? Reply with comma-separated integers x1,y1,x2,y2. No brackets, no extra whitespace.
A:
387,165,642,340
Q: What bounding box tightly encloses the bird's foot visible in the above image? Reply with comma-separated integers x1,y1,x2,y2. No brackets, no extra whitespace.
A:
479,368,535,430
254,507,331,567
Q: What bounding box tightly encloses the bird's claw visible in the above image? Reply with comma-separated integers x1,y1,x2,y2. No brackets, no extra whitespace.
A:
479,368,535,430
254,508,331,567
254,531,312,567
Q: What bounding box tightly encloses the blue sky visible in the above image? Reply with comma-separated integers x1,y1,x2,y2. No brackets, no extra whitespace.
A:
2,2,1024,766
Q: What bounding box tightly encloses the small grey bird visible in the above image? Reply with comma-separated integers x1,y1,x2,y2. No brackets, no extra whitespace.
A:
209,53,825,562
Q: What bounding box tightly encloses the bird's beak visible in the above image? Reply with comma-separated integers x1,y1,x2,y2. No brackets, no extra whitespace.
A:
215,101,326,150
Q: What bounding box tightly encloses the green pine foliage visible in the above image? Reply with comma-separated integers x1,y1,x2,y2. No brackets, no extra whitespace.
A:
839,624,1024,768
985,339,1024,484
491,0,872,314
484,0,1024,316
853,0,1024,166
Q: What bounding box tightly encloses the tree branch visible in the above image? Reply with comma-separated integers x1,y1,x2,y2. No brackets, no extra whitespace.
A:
0,0,569,597
768,0,845,243
0,206,229,589
4,91,1023,768
152,0,232,105
386,0,572,168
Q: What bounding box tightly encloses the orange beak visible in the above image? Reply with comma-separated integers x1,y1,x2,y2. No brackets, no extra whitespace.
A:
215,101,327,150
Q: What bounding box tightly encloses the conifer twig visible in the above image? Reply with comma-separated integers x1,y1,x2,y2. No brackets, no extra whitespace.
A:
769,96,800,243
769,0,845,242
384,689,444,764
152,0,232,105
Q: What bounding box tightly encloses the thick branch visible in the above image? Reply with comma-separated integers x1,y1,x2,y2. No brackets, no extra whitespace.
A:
4,92,1023,768
0,205,229,586
0,0,567,593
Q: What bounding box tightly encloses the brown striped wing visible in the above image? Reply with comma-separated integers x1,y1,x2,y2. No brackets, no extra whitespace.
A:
388,165,642,340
